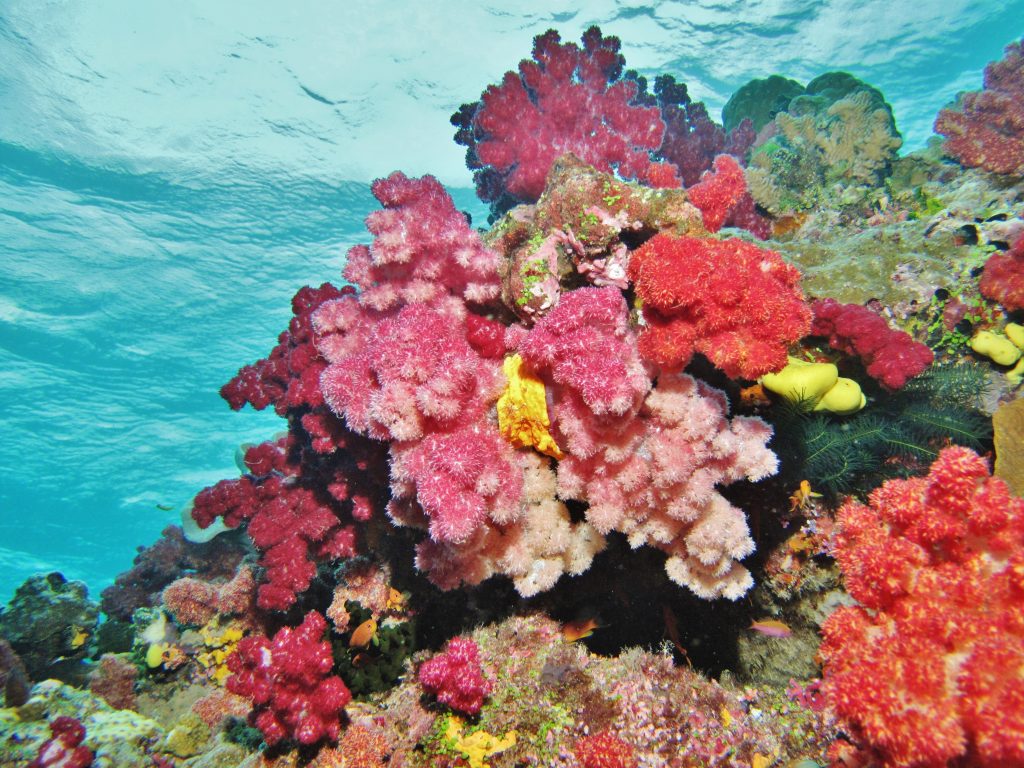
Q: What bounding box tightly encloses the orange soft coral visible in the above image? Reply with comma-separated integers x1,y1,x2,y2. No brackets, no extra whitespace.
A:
628,233,811,379
820,446,1024,768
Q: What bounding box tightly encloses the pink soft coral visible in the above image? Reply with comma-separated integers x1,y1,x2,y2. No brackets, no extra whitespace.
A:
820,447,1024,768
810,298,933,389
227,611,351,746
628,233,811,379
342,172,502,314
452,26,676,210
418,636,493,716
30,717,94,768
935,39,1024,176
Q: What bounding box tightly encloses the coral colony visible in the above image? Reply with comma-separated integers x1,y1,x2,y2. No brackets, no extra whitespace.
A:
2,25,1024,768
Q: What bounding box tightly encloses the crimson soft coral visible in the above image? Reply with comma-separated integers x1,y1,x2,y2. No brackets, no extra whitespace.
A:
979,232,1024,311
810,298,933,389
418,636,492,716
820,447,1024,768
452,26,675,212
30,717,93,768
628,233,811,379
934,39,1024,176
227,611,351,746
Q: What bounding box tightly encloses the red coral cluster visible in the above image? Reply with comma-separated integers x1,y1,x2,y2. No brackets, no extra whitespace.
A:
30,717,93,768
227,611,351,746
820,446,1024,768
418,637,492,716
88,653,138,711
161,565,255,627
980,232,1024,311
935,39,1024,176
810,298,933,389
452,26,676,210
628,233,811,378
685,154,749,234
573,730,637,768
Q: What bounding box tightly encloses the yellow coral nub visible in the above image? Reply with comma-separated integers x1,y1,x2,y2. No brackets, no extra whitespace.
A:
497,354,564,459
760,356,865,415
971,330,1023,367
444,717,517,768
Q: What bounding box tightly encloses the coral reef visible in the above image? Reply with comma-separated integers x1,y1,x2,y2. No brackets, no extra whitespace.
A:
980,231,1024,311
418,637,492,716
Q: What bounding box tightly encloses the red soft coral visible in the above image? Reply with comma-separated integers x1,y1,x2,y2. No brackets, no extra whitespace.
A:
685,154,749,233
935,39,1024,176
820,447,1024,768
452,26,675,210
418,636,492,716
227,611,351,746
30,717,94,768
979,233,1024,311
628,233,811,379
810,298,933,389
574,730,637,768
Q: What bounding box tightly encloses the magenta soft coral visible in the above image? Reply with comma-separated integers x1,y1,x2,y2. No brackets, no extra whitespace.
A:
820,447,1024,768
452,26,676,210
935,39,1024,176
628,233,811,379
418,637,492,716
192,443,359,611
220,283,351,415
810,298,933,389
227,610,351,746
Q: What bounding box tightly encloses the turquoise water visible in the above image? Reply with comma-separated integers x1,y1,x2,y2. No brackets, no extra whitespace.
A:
1,1,1023,604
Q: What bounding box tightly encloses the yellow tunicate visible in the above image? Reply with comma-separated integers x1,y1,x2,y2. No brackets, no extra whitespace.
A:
761,357,839,406
970,330,1022,366
813,377,867,415
496,354,564,459
1005,322,1024,350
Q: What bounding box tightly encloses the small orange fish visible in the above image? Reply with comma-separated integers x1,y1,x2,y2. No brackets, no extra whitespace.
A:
749,619,793,638
385,587,405,612
561,617,601,643
738,383,771,409
789,480,823,512
349,618,378,648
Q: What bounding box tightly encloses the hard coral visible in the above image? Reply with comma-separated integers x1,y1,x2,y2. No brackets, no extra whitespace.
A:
452,26,675,215
935,39,1024,176
418,637,492,716
227,611,351,746
820,447,1024,768
628,233,811,379
810,298,933,389
980,232,1024,311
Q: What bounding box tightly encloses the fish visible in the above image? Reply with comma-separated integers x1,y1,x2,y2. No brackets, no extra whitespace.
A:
349,618,378,648
561,617,602,642
385,587,405,612
749,619,793,638
155,503,174,511
788,480,823,512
